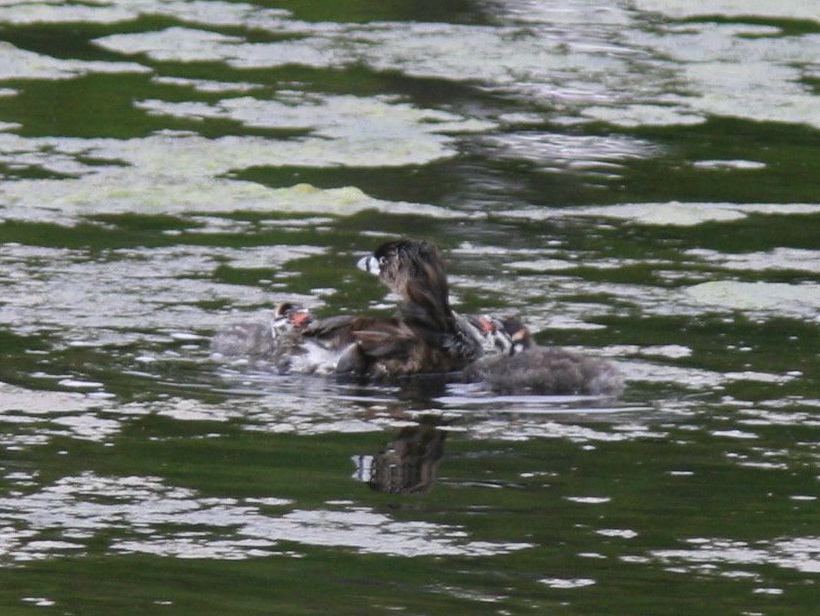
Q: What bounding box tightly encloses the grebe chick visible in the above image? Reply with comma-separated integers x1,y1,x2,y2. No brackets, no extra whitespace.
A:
210,302,313,359
463,317,624,396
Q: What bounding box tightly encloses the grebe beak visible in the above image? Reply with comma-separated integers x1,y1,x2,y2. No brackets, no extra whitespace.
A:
290,310,313,327
475,316,497,335
357,255,381,275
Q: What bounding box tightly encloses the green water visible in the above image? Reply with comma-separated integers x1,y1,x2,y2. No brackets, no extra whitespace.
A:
0,1,818,614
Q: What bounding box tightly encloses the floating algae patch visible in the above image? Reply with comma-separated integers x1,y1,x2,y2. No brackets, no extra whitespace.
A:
0,0,289,27
353,21,634,87
106,128,458,171
0,1,134,25
681,60,820,128
580,203,750,226
502,202,820,227
93,27,245,62
0,381,97,415
12,0,820,134
0,42,149,81
0,105,473,171
150,76,263,94
0,175,458,224
134,92,492,152
95,26,343,68
625,21,820,128
684,281,820,319
633,0,820,21
581,102,706,128
0,133,464,224
686,248,820,275
91,15,653,122
93,20,637,90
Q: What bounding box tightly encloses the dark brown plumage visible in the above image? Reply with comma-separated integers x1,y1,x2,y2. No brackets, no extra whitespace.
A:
350,239,483,378
258,239,481,379
361,239,452,331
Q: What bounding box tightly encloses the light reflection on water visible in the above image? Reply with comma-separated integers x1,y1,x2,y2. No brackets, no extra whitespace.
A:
0,472,532,563
0,0,818,612
639,536,820,576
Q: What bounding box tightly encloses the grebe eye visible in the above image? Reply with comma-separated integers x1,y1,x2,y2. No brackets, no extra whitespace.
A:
379,256,387,266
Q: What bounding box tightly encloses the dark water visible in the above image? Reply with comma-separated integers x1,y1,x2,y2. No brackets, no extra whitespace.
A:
1,1,818,614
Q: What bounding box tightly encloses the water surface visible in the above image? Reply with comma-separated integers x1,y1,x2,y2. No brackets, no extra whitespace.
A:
0,1,818,614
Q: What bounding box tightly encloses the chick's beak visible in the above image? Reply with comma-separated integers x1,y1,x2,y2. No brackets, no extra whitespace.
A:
290,311,313,328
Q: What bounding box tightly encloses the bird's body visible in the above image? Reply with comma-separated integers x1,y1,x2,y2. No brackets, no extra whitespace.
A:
212,239,484,380
463,317,624,396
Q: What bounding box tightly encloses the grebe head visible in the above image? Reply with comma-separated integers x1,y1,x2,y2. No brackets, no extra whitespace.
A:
358,239,448,296
497,316,534,354
357,239,453,330
273,302,314,330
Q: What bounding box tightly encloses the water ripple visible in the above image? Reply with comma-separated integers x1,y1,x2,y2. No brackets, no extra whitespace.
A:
0,472,532,563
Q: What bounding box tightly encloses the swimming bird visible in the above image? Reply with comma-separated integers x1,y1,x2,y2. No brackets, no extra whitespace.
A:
347,238,484,378
265,238,486,378
210,302,313,359
463,317,624,396
212,239,498,381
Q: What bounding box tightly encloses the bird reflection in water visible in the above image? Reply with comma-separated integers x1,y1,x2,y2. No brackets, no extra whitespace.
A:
353,419,446,494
